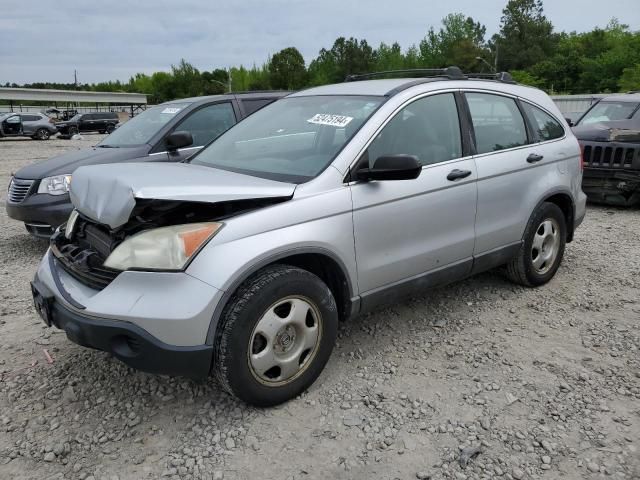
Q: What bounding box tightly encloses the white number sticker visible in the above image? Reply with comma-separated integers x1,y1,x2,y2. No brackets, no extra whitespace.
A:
161,107,181,114
307,114,353,128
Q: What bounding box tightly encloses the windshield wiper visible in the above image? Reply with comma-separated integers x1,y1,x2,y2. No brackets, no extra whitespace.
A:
97,144,119,148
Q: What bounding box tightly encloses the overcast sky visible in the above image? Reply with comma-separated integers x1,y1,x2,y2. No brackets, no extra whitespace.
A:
1,0,639,85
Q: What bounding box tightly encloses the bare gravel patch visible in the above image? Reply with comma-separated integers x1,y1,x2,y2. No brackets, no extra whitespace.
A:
0,137,638,480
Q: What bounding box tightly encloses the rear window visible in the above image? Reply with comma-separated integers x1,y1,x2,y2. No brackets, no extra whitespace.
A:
466,93,528,154
522,103,564,141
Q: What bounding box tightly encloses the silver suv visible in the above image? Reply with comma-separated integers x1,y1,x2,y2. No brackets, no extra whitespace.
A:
31,68,586,406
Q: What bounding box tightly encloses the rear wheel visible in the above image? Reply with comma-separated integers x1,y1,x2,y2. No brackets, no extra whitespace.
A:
34,128,50,140
506,202,567,287
213,265,338,406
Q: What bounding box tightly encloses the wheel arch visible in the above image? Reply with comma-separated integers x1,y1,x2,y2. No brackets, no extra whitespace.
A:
205,247,356,346
539,190,576,242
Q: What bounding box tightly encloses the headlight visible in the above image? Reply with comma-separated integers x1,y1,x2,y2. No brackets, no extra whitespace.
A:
103,222,223,271
37,174,72,195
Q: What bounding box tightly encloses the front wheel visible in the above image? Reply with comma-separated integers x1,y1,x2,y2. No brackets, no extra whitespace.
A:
213,265,338,407
68,126,79,137
506,202,567,287
105,124,115,134
34,128,50,140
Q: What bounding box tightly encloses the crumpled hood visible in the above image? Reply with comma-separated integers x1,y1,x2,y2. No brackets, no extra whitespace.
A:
70,162,296,228
573,119,640,143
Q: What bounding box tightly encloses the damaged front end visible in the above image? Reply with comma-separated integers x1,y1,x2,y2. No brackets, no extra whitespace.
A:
575,124,640,206
51,196,289,290
51,162,297,290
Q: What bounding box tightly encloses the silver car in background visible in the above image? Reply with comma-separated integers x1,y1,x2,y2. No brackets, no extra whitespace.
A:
31,68,587,406
0,112,58,140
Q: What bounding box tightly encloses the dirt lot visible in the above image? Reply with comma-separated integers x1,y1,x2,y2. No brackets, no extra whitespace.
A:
0,136,638,480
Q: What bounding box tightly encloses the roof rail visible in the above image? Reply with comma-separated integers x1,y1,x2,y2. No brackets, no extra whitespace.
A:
345,66,465,82
626,90,640,94
344,66,516,84
465,72,516,84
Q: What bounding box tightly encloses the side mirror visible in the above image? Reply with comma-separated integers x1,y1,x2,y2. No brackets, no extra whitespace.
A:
565,118,574,127
166,131,193,151
356,154,422,181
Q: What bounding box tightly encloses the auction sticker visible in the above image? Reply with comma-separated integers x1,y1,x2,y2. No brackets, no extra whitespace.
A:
161,107,181,114
307,114,353,127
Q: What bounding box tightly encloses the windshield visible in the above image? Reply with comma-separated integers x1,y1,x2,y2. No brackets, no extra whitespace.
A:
190,95,384,182
70,114,82,122
99,103,190,147
577,101,639,125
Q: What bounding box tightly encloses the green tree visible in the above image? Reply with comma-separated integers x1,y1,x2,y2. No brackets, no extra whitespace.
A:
201,69,229,94
419,13,489,71
269,47,307,90
493,0,557,71
308,37,376,84
170,59,203,98
619,64,640,91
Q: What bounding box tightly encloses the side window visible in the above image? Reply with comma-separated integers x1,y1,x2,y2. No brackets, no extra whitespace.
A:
366,93,462,167
174,103,237,147
466,93,527,154
522,103,564,141
242,99,273,116
21,115,39,122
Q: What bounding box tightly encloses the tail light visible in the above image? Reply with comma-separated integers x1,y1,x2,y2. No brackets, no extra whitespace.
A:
576,139,584,171
49,117,55,124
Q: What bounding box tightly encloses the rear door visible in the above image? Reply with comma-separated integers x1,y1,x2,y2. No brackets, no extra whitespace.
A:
165,102,237,161
350,92,478,298
20,114,39,135
466,91,554,256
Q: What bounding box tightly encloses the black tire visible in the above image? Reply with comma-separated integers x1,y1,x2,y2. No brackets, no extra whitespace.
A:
214,264,338,407
34,128,50,140
68,126,79,136
105,124,115,134
506,202,567,287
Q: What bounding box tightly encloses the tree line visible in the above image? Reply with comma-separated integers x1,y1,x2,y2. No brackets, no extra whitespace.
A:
5,0,640,103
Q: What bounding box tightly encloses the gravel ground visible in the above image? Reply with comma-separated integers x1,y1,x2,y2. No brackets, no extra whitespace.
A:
0,136,638,480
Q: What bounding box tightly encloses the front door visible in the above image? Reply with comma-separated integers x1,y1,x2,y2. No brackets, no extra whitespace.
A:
350,92,478,300
2,115,22,136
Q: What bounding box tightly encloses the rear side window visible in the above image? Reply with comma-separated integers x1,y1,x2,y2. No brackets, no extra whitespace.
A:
174,102,237,147
242,99,273,116
366,93,462,167
522,103,564,141
466,93,528,154
21,115,41,122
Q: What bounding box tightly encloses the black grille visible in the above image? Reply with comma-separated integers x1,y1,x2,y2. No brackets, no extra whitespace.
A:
51,218,120,290
8,178,35,203
582,142,638,169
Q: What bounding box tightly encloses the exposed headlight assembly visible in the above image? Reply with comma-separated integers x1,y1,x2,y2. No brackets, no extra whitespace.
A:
37,174,72,195
103,222,223,271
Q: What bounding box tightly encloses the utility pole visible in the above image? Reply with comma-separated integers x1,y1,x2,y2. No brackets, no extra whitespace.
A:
494,45,499,73
227,68,232,93
74,70,78,89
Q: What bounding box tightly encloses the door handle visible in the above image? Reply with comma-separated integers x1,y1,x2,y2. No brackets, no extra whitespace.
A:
527,153,544,163
447,169,472,181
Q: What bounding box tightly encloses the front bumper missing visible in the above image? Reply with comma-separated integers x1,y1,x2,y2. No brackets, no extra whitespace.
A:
582,168,640,207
